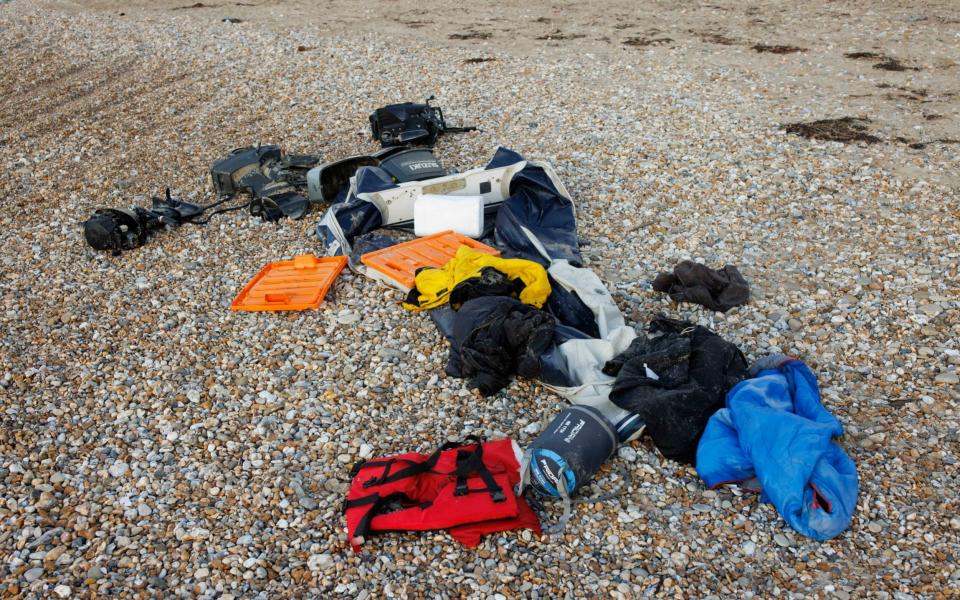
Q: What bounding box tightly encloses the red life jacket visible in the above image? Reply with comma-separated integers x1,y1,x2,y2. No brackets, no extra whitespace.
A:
447,496,542,548
344,437,540,550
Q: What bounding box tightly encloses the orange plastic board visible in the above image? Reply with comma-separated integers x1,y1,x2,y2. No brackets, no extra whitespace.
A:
360,230,500,290
231,254,348,312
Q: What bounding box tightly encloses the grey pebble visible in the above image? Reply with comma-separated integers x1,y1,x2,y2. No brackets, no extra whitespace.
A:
935,371,959,385
617,446,638,462
108,461,128,478
337,311,361,325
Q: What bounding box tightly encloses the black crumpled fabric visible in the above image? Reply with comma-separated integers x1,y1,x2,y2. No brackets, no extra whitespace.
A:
603,316,748,463
536,324,592,387
543,275,601,339
651,261,750,313
445,297,556,396
448,267,526,311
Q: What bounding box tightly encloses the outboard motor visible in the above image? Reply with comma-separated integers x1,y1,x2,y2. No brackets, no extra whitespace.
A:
82,189,206,255
369,96,476,148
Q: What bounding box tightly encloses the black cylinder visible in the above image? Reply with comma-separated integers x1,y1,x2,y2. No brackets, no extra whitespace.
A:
527,405,618,497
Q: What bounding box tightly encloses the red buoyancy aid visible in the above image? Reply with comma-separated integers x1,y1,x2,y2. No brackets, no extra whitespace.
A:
344,437,540,550
447,496,542,548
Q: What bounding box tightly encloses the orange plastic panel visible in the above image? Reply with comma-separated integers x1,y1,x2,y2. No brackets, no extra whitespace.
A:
231,254,348,312
360,230,500,289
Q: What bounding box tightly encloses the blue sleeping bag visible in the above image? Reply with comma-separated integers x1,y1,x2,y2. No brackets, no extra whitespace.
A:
696,357,858,540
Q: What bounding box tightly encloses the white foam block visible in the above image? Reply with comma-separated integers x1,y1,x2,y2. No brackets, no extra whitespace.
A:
413,194,485,238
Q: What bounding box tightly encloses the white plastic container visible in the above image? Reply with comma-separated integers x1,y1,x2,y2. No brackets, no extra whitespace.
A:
413,194,485,238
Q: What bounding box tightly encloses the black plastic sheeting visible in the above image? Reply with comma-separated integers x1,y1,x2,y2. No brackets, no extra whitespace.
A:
494,164,583,267
543,277,600,338
348,233,399,266
535,324,593,387
484,147,528,170
316,198,383,257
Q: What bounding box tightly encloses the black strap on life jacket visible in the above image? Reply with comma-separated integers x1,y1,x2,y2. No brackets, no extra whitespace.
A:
343,492,382,540
452,443,506,502
343,492,432,540
356,436,481,488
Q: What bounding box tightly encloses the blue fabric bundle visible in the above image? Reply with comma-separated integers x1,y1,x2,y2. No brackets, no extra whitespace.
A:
696,357,858,540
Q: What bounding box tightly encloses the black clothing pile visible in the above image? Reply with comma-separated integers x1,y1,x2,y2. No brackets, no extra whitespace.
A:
448,267,527,311
652,260,750,313
603,317,749,463
445,297,556,396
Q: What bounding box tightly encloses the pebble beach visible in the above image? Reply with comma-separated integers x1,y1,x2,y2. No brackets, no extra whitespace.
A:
1,0,959,598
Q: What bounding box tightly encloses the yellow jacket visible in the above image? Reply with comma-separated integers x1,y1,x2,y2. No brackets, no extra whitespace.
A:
403,246,551,311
